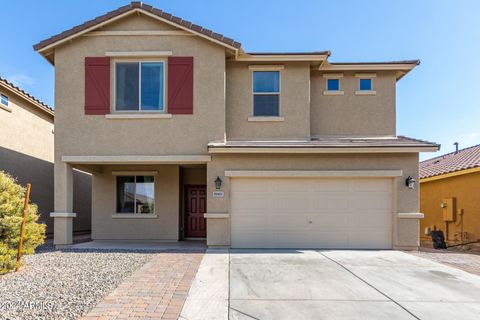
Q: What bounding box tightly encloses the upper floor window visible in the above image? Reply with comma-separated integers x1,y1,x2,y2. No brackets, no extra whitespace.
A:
359,78,372,91
323,73,344,95
115,61,165,112
355,73,376,95
253,71,280,116
1,94,8,106
326,79,340,91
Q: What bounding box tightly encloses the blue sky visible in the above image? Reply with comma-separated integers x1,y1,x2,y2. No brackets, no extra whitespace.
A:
2,0,479,159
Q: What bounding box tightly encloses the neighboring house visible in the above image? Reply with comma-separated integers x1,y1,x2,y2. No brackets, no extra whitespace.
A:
419,144,480,246
0,76,92,234
34,2,439,249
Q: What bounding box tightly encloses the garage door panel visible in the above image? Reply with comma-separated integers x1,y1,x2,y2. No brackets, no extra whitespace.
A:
273,196,310,211
230,177,393,249
311,178,353,191
347,231,392,249
231,179,269,192
231,214,269,230
351,193,392,210
310,213,350,228
351,179,392,191
272,179,312,192
312,193,351,210
348,213,392,228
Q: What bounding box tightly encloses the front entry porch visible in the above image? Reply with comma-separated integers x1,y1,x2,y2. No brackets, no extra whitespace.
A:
50,155,210,245
63,239,206,250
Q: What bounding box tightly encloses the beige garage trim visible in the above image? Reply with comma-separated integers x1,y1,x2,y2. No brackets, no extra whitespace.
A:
225,170,403,178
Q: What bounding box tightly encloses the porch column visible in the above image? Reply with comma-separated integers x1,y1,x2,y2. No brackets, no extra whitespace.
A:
50,161,76,245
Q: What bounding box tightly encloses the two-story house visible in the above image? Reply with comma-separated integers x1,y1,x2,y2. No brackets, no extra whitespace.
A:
34,2,439,249
0,76,91,234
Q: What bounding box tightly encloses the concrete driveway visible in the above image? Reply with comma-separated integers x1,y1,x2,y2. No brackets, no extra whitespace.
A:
229,250,480,320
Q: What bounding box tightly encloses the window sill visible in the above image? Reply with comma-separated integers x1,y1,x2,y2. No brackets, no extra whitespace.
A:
355,90,376,96
112,214,158,219
247,116,285,122
106,113,172,119
0,104,12,112
323,91,344,96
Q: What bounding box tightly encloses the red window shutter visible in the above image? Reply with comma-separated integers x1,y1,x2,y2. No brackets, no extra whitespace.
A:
85,57,110,115
168,57,193,114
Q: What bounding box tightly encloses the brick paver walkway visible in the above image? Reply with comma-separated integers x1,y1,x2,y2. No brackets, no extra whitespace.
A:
81,251,204,320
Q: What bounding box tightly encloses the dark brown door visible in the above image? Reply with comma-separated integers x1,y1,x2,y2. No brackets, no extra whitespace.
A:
185,185,207,238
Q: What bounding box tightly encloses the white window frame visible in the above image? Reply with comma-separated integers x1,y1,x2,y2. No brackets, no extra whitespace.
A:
250,65,283,119
1,94,8,106
113,172,157,216
355,73,377,95
323,73,344,96
113,59,167,113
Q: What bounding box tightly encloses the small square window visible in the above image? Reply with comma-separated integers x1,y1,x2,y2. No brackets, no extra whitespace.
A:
327,79,340,91
1,94,8,106
359,78,372,91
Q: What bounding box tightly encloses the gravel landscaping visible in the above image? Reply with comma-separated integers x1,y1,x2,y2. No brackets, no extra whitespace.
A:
0,245,157,320
408,248,480,276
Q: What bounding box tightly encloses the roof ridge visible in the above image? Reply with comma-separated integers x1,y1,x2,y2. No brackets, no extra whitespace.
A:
33,1,241,52
0,76,53,114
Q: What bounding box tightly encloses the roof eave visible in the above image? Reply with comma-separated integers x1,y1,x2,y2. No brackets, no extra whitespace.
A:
0,79,54,116
208,145,439,154
34,5,241,64
232,53,330,63
319,60,420,80
420,166,480,183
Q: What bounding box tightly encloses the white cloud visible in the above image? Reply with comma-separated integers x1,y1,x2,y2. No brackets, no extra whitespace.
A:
6,74,35,87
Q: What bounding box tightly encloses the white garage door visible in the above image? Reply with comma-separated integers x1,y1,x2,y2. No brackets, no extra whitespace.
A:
230,177,393,249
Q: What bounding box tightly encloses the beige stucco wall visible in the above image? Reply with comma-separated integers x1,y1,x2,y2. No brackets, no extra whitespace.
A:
0,87,92,233
91,165,179,240
206,153,420,248
310,71,397,137
226,61,311,140
54,14,226,157
0,90,54,231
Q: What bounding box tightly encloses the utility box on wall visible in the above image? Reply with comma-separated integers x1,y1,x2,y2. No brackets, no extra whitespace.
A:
442,198,456,222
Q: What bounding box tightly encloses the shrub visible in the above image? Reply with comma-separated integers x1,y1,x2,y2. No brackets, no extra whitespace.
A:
0,171,45,274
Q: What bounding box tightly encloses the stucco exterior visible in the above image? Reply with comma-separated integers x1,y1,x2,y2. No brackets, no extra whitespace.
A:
36,4,434,247
311,71,397,137
420,171,480,245
206,153,420,249
53,15,225,157
0,81,91,233
226,62,311,140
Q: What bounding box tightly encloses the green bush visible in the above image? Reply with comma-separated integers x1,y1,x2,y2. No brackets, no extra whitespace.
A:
0,171,45,274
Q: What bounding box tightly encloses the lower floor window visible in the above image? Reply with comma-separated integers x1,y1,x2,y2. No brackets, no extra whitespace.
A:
116,176,155,214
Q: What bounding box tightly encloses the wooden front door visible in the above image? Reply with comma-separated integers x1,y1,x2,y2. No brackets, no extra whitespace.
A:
185,185,207,238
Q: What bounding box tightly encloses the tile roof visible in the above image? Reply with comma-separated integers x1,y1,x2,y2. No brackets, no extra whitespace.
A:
0,76,53,115
246,51,331,56
33,1,242,52
420,144,480,179
209,135,439,149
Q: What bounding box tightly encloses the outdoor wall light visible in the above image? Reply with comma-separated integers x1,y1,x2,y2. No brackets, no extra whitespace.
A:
215,176,222,190
405,176,416,189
